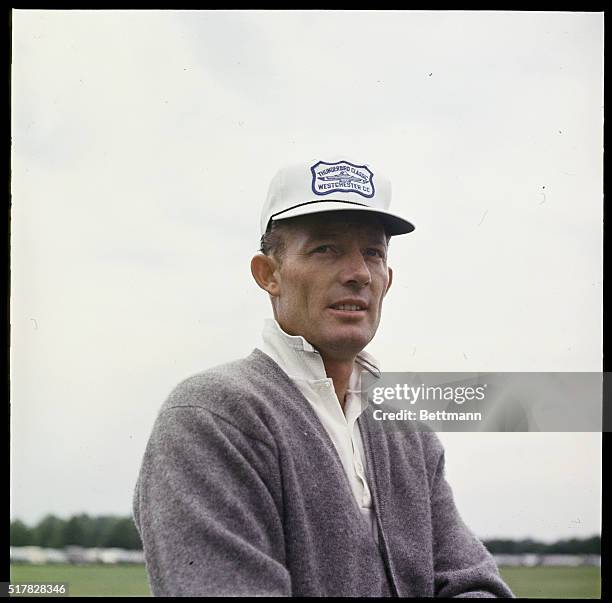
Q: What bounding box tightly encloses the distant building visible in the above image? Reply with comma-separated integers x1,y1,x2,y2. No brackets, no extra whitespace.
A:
583,555,602,567
493,554,602,567
64,546,97,564
10,546,47,565
98,548,122,564
10,546,597,568
117,549,145,564
43,548,68,564
539,555,589,567
10,546,145,565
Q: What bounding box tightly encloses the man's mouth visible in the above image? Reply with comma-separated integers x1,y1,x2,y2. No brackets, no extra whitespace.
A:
328,301,368,312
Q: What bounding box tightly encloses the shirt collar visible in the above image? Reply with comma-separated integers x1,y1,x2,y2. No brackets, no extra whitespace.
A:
262,318,318,353
261,318,381,382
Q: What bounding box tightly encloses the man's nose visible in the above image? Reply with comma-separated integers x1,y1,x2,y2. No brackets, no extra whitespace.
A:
339,248,371,288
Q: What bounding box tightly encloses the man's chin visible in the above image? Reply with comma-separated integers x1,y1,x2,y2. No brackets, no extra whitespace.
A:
318,327,373,359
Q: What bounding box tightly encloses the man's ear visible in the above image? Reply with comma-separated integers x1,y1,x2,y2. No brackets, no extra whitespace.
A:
251,253,281,296
385,266,393,296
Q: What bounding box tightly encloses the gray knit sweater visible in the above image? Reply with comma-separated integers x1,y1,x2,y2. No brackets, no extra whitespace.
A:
132,349,514,597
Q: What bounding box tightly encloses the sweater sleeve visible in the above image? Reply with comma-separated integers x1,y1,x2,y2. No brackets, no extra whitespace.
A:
424,433,514,598
132,405,292,597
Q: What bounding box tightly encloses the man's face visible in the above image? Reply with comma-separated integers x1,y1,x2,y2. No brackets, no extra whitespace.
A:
271,212,392,361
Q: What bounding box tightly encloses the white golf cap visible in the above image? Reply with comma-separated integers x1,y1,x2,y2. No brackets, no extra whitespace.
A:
260,157,415,237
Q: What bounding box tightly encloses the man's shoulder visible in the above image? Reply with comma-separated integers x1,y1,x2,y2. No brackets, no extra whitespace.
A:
163,348,279,401
157,348,293,428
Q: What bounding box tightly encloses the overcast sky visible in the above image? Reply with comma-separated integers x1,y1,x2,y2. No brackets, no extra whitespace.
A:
11,10,603,541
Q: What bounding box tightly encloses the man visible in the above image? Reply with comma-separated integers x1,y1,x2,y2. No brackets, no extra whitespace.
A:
132,157,514,597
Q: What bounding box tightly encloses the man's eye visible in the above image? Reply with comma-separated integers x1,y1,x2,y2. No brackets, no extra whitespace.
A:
313,245,332,253
365,248,385,258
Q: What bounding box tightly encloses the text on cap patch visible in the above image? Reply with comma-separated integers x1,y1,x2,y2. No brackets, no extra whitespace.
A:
311,160,375,198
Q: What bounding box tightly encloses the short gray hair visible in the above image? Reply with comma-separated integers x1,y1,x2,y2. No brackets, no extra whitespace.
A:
259,220,289,262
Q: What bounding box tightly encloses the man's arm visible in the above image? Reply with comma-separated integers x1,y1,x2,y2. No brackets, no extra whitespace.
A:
132,404,292,597
424,433,514,598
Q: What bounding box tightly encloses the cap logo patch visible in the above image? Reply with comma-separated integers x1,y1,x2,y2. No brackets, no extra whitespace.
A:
311,160,375,198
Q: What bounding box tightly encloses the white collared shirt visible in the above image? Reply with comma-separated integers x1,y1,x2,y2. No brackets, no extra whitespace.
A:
259,318,380,546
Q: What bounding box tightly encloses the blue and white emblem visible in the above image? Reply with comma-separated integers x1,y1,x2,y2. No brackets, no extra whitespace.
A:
311,160,375,198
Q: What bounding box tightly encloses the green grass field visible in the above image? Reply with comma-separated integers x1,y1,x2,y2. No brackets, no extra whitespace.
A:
9,564,601,598
10,564,151,597
499,566,600,599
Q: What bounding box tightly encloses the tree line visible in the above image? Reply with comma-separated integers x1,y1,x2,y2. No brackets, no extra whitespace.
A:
10,514,142,550
10,514,601,555
483,536,600,555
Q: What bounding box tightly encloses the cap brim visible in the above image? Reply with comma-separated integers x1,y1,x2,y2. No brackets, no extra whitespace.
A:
269,201,415,236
